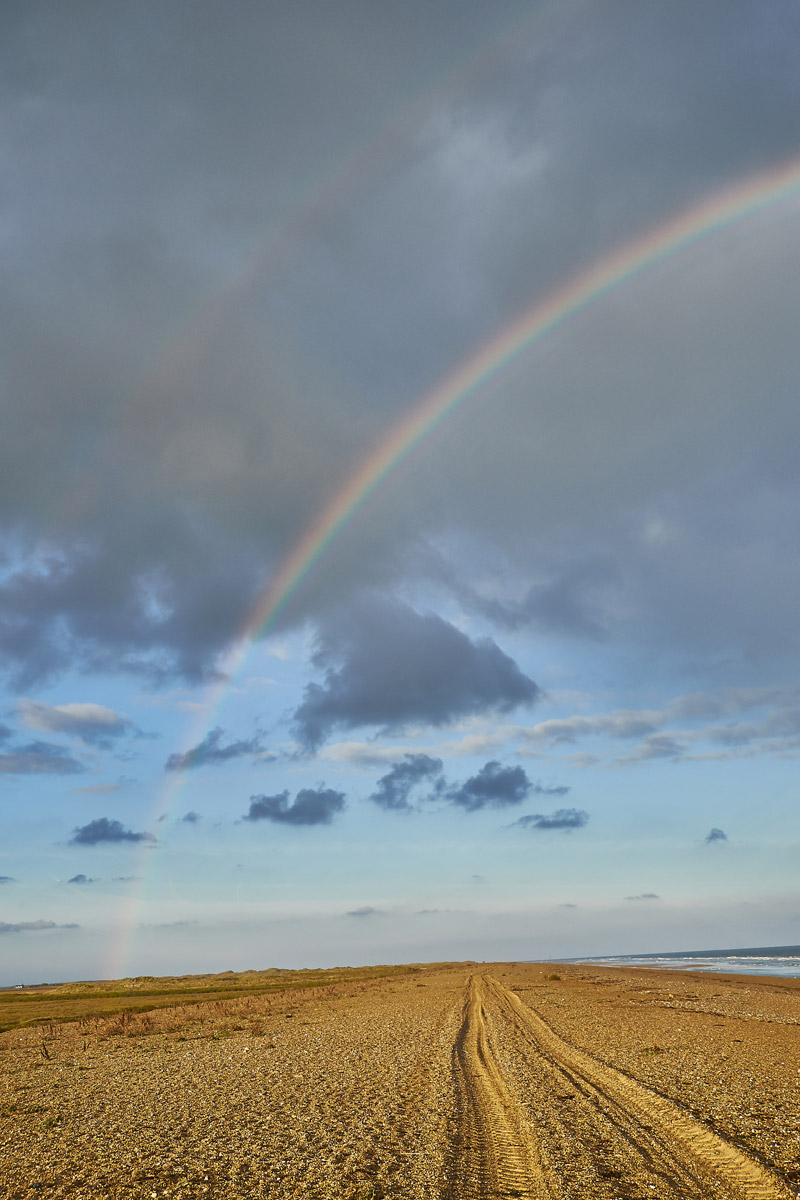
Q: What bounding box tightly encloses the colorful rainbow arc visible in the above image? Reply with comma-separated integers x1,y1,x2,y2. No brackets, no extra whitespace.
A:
110,155,800,980
242,155,800,648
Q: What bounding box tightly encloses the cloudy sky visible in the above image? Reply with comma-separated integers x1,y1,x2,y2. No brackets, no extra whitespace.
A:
2,0,800,985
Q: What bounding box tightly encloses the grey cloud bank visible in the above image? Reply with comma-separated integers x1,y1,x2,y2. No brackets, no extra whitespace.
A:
0,1,798,694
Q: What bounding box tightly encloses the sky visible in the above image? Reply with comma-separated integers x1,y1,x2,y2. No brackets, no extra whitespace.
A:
2,0,800,985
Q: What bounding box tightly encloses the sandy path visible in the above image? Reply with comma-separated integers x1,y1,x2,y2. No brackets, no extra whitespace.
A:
447,975,550,1198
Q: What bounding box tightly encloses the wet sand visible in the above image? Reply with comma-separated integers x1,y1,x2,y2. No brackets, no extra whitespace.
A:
1,961,798,1198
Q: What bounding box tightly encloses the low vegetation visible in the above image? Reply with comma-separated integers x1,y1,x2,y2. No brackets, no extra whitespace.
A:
0,961,464,1034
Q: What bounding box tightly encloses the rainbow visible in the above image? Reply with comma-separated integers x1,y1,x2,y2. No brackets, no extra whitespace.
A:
110,156,800,980
243,155,800,645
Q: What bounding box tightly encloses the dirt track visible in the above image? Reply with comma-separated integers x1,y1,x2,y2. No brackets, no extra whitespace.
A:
2,962,800,1199
449,974,794,1199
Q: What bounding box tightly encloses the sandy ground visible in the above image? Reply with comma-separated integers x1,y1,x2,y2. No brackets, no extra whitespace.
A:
1,962,799,1199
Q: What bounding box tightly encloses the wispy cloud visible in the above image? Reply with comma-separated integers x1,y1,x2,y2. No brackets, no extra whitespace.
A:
0,740,84,775
511,808,588,831
0,919,80,934
18,699,136,747
69,779,133,796
165,726,270,771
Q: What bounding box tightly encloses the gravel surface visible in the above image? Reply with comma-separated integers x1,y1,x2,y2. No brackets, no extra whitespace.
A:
2,962,799,1199
0,970,463,1200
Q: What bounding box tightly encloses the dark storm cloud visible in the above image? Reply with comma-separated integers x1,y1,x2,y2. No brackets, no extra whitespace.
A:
705,827,728,844
369,753,444,811
0,740,84,775
244,786,346,826
448,761,533,811
165,727,270,771
0,919,79,934
0,0,798,697
511,809,588,831
18,699,135,746
293,598,539,750
67,873,95,884
69,818,156,846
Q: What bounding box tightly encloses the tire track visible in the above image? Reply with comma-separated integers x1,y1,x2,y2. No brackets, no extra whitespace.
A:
447,975,553,1199
485,975,795,1200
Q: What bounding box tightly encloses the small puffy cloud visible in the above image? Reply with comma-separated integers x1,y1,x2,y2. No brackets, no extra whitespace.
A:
0,919,79,934
705,827,728,844
0,740,85,775
624,892,660,901
243,786,345,826
293,597,540,750
369,753,444,811
69,818,156,846
0,876,15,884
345,905,381,917
67,873,96,884
165,726,270,771
512,808,589,831
18,699,134,747
180,810,201,824
449,761,533,811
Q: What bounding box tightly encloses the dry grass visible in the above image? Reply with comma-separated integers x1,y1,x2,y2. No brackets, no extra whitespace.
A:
0,961,464,1034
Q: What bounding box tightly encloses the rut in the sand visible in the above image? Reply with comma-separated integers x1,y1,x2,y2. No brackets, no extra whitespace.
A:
447,975,552,1199
447,974,795,1200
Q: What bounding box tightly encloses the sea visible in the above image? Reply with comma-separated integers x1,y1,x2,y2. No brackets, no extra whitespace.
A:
563,944,800,979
